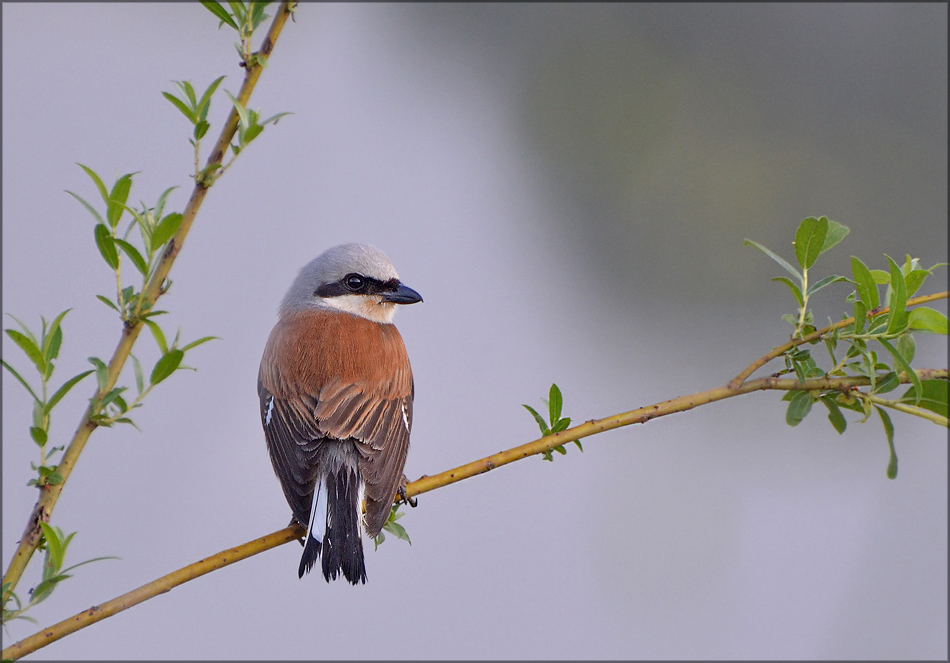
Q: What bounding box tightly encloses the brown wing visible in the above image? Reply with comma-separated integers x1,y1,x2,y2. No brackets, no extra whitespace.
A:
259,309,414,537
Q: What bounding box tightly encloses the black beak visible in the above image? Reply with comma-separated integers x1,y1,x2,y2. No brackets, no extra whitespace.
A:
382,283,423,305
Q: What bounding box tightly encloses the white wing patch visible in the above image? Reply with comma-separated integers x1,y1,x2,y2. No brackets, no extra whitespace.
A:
306,479,328,544
264,396,275,426
401,402,410,432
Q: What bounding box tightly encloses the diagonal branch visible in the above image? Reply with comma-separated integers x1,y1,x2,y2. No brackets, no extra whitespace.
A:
4,366,945,660
1,0,297,612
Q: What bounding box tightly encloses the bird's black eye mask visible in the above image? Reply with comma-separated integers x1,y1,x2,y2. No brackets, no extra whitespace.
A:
315,274,402,298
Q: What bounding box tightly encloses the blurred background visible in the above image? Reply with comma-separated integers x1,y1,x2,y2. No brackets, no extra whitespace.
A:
2,3,947,659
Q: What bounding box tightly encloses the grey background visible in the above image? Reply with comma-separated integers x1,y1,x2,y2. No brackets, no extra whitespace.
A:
2,3,947,660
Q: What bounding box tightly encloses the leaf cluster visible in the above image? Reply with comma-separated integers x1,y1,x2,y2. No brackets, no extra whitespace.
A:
201,1,275,67
2,525,116,627
523,383,580,461
372,503,412,551
747,216,948,477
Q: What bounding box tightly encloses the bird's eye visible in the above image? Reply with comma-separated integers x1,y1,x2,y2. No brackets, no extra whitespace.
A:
343,273,365,291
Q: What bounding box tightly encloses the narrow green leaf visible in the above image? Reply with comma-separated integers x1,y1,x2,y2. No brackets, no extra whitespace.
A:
181,80,197,109
548,384,563,423
201,0,239,29
65,190,106,227
151,212,183,248
770,276,804,307
100,387,128,410
196,75,226,120
88,356,109,392
150,349,184,386
819,219,849,255
180,335,219,352
112,239,147,276
262,111,292,126
850,257,879,309
153,185,178,222
46,370,94,412
162,91,197,124
877,337,921,404
908,307,948,335
131,353,145,395
106,173,135,228
743,239,801,281
143,319,168,355
806,274,848,297
785,391,813,426
6,329,46,375
875,406,898,479
522,404,550,436
38,523,65,573
1,359,41,403
225,90,251,129
94,224,119,270
77,163,109,205
194,120,210,141
869,269,890,284
42,309,71,365
794,216,828,270
885,255,907,335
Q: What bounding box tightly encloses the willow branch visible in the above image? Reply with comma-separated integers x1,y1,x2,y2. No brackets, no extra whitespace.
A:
4,366,945,660
728,290,948,389
1,0,297,610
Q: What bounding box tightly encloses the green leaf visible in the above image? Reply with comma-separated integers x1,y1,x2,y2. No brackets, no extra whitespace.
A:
262,111,293,126
65,190,106,227
150,349,184,386
877,337,921,404
95,295,119,312
875,406,898,479
106,173,135,228
196,75,226,121
869,269,890,285
112,239,147,276
194,120,210,141
908,307,948,335
522,404,550,436
805,274,848,297
38,523,66,573
850,256,879,310
99,387,128,410
852,299,867,335
180,335,219,352
162,91,197,124
785,391,813,426
45,370,95,413
131,353,145,395
225,90,251,129
42,309,71,366
94,224,119,270
794,216,828,270
30,426,47,446
242,122,264,144
743,239,801,281
550,417,571,434
819,219,849,255
143,319,169,355
903,269,931,297
819,395,847,434
151,212,183,248
77,163,109,205
771,276,804,307
895,333,916,364
898,379,948,418
872,371,901,394
884,256,907,335
1,359,41,402
548,384,563,423
88,356,109,392
201,0,239,29
6,329,46,376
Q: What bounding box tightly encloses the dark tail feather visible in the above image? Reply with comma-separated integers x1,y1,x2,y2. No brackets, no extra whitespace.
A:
297,468,366,584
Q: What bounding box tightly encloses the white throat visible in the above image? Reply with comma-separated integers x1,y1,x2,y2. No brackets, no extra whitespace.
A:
319,294,396,324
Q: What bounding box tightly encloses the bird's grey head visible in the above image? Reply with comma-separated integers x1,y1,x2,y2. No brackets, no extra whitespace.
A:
280,243,422,323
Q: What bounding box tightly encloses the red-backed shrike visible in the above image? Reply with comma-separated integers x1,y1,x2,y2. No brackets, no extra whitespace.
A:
258,243,421,584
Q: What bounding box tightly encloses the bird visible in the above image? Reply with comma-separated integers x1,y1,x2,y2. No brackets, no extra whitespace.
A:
258,243,422,584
